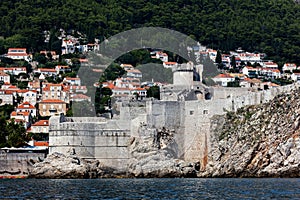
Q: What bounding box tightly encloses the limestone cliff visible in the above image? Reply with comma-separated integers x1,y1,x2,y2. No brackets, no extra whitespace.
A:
201,89,300,177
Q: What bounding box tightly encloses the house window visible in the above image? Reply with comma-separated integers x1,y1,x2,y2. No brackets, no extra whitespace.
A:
190,110,194,115
203,110,208,115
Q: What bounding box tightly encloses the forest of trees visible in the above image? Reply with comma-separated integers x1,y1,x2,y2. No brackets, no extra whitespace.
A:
0,0,299,66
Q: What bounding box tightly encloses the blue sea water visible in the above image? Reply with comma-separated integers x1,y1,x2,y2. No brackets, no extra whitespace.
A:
0,178,299,199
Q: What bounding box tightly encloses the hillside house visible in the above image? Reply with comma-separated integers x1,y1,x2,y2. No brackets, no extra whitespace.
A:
212,74,235,87
238,52,262,64
262,61,278,69
282,63,297,72
0,71,10,84
120,64,134,71
22,90,37,106
30,120,49,134
6,48,31,62
155,52,168,62
242,66,258,78
63,77,81,86
34,68,58,76
71,94,91,102
291,73,300,82
163,62,178,69
10,111,32,129
40,50,59,60
61,39,76,55
55,65,71,73
16,102,37,117
126,69,142,79
256,68,281,79
69,85,87,94
42,83,70,104
38,99,67,116
0,90,14,105
240,78,262,88
0,67,27,76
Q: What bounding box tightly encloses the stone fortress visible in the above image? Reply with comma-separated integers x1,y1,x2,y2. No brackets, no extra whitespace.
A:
49,62,299,170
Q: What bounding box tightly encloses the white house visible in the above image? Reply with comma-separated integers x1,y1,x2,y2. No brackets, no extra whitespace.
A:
23,90,37,106
29,120,49,134
163,62,178,69
282,63,297,72
120,64,134,71
10,111,32,129
61,39,76,55
55,65,71,73
71,94,91,102
238,52,262,64
212,74,235,87
0,71,10,84
40,50,59,60
6,48,32,62
155,52,168,62
16,102,37,117
0,90,14,105
34,68,58,76
69,85,87,94
291,73,300,82
258,68,281,79
0,67,27,76
262,61,278,69
63,77,81,86
126,69,142,79
242,66,258,78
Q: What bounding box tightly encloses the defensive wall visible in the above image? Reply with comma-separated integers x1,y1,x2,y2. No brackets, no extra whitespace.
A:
49,83,300,170
0,150,47,176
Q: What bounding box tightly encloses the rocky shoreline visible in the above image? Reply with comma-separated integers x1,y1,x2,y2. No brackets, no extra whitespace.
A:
28,152,199,178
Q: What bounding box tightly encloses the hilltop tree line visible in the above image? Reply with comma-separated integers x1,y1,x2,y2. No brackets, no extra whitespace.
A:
0,0,299,66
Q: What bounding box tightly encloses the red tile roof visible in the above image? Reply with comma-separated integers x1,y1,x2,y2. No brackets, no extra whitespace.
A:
17,102,35,109
34,141,49,147
214,74,234,78
72,94,90,100
40,99,65,103
32,120,49,126
11,111,31,116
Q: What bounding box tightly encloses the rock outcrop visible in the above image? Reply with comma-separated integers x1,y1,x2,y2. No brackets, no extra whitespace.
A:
29,152,126,178
200,89,300,177
128,126,199,177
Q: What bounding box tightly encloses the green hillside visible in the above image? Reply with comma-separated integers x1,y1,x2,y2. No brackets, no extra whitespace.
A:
0,0,299,65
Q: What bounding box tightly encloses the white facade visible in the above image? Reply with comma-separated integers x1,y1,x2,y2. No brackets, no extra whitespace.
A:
0,71,10,83
212,74,235,87
291,73,300,82
0,67,27,76
282,63,297,72
6,48,31,62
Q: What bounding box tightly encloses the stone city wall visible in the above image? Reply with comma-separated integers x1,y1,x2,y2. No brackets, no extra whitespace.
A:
49,83,300,170
49,116,130,170
0,150,46,176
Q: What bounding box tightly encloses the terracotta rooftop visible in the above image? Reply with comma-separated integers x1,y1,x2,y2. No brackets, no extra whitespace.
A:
32,120,49,126
214,74,234,78
11,111,30,116
40,99,66,103
17,102,35,109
